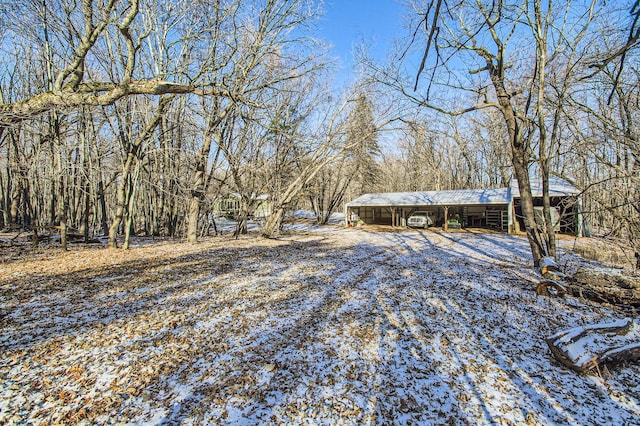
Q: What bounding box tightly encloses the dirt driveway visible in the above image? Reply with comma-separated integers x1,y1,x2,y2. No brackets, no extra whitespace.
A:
1,227,638,424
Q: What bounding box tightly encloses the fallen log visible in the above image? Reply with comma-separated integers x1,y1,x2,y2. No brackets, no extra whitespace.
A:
536,257,567,298
539,256,559,276
536,279,567,297
546,318,640,374
538,256,567,280
566,268,640,315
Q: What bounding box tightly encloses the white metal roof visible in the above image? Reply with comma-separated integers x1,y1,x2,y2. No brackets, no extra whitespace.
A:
346,177,579,209
510,176,580,198
346,188,511,208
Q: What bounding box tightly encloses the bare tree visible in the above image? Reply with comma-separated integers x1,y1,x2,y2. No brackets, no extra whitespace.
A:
565,60,640,266
262,92,371,237
0,0,196,126
584,0,640,102
0,0,327,247
307,92,382,224
106,96,170,248
372,0,627,265
184,0,324,243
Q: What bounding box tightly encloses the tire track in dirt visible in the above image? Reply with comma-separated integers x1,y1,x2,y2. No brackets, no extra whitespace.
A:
3,229,639,424
332,229,578,423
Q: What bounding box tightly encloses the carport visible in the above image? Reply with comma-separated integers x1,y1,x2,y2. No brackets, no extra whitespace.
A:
345,188,513,232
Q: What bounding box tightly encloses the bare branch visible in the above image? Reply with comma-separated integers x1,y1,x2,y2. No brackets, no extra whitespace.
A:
582,0,640,102
0,81,197,125
414,0,445,91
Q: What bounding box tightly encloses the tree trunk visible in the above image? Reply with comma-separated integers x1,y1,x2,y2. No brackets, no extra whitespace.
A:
532,1,556,260
511,138,546,266
51,111,68,250
233,197,252,238
48,141,57,225
263,206,286,237
75,123,90,240
0,173,5,229
187,104,227,243
57,157,68,250
123,160,141,250
1,145,11,227
96,174,109,236
186,194,201,243
262,152,342,238
109,97,169,247
541,168,556,257
108,152,136,248
186,140,210,243
22,186,38,247
486,64,546,265
10,176,21,226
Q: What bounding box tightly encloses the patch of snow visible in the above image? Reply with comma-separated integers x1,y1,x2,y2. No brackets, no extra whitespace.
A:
1,224,639,424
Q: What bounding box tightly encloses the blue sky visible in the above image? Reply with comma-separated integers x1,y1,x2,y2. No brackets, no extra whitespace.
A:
316,0,406,84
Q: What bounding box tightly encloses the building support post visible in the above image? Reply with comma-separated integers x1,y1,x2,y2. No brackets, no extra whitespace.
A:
576,195,583,238
344,204,349,227
443,206,449,231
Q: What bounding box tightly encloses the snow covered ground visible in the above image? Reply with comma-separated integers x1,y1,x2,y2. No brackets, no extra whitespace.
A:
1,220,639,425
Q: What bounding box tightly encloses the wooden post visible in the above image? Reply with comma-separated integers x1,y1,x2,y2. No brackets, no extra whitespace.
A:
443,206,449,230
576,194,584,238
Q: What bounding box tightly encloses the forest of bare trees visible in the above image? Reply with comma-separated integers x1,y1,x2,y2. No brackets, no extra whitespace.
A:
0,0,638,266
